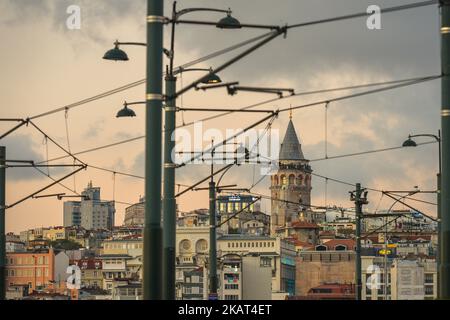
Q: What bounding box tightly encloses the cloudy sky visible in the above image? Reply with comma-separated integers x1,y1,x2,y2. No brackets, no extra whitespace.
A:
0,0,441,233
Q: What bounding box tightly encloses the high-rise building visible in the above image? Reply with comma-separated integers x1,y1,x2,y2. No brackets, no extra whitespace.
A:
63,201,81,227
63,182,115,230
270,117,312,234
124,197,145,226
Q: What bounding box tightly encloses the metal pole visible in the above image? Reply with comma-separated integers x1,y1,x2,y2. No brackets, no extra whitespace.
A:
438,172,441,298
162,74,177,300
209,157,218,298
384,216,388,300
143,0,164,300
440,0,450,300
355,183,362,300
0,146,5,300
437,129,442,298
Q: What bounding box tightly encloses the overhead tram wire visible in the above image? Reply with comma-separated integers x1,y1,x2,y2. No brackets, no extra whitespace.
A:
35,133,439,208
28,31,275,121
309,141,438,162
7,1,439,211
25,115,190,189
27,0,438,121
278,75,442,115
35,75,440,165
250,152,437,207
33,166,133,206
287,0,438,30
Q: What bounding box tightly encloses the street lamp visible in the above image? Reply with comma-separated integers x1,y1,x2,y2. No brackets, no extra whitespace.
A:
174,68,222,84
173,7,241,30
216,11,242,29
103,41,130,61
116,102,137,118
402,131,441,298
103,40,171,62
402,133,441,173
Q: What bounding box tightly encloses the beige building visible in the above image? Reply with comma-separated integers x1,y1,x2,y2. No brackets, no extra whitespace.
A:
176,226,210,266
296,248,355,296
43,227,70,241
71,258,103,289
241,255,272,300
101,239,144,291
102,239,143,258
123,197,145,226
362,256,437,300
274,220,320,244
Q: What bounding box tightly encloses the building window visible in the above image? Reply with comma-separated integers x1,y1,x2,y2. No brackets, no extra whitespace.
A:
289,175,295,185
225,284,239,290
425,273,434,284
425,285,434,295
273,175,279,186
260,257,271,267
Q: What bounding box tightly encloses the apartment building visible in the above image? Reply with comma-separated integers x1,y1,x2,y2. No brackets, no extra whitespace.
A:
5,248,69,291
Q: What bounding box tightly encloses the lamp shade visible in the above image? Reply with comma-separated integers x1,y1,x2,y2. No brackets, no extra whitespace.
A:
116,105,136,118
202,72,222,84
103,46,129,61
402,138,417,147
216,14,241,29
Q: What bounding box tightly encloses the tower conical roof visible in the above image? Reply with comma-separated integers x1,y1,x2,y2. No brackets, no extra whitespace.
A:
279,119,305,160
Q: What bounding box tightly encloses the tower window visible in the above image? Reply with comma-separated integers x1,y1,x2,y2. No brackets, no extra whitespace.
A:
281,175,287,186
289,175,295,185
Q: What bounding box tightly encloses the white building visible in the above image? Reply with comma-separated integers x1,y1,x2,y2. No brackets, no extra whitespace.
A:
362,256,437,300
64,182,115,230
6,241,25,253
217,234,296,297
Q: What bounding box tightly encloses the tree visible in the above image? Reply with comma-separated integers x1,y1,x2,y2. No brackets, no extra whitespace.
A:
51,239,82,250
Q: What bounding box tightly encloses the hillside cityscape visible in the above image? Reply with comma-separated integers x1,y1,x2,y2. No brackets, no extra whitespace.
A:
3,120,438,300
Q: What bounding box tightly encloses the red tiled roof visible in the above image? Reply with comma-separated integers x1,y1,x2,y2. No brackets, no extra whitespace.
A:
71,258,102,269
292,239,315,248
322,239,356,250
